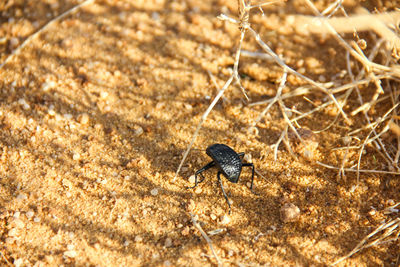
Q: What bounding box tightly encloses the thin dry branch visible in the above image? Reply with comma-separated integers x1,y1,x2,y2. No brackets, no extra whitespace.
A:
316,161,400,175
243,24,352,124
289,9,400,50
253,71,287,126
303,0,400,77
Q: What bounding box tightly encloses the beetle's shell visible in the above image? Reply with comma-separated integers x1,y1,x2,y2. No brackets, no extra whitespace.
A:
206,144,242,183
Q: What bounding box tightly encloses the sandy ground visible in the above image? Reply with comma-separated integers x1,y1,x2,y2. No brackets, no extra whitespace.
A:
0,0,399,266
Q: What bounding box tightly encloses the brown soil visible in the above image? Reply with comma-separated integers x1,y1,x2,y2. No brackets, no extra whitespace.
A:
0,0,399,266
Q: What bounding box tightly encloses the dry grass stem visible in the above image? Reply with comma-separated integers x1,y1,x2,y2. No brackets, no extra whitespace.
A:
173,75,234,181
384,202,400,214
0,252,13,267
249,86,314,106
241,50,274,60
316,161,400,175
253,71,287,126
331,218,400,266
337,138,351,182
190,213,222,267
355,104,399,183
0,0,95,70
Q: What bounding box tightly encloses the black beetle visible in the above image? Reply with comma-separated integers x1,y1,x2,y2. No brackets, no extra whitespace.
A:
189,143,257,213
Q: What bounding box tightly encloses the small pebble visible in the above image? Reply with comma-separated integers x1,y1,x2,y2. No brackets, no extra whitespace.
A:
33,217,41,223
41,81,56,91
100,91,109,99
135,235,143,242
303,149,313,159
13,258,23,267
5,237,15,244
123,240,130,247
341,136,352,145
78,113,90,125
280,203,301,222
181,166,188,172
247,126,259,136
9,37,19,47
13,211,20,218
64,113,73,120
11,218,25,228
164,237,173,247
18,98,30,110
73,153,80,161
220,215,231,225
184,103,193,110
210,213,217,220
26,210,34,219
181,226,190,236
16,194,27,201
124,175,131,181
48,109,56,116
134,126,144,136
151,11,160,20
68,232,75,239
188,175,196,184
156,102,165,110
150,188,158,196
369,209,376,216
164,260,172,267
8,228,18,237
243,153,252,162
64,250,77,258
67,244,75,250
194,187,202,194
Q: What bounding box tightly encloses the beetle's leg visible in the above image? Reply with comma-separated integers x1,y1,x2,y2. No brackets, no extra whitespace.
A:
187,161,215,189
217,172,231,214
242,163,258,195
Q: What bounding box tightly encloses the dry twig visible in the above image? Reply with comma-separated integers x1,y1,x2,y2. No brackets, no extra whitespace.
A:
190,213,222,267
